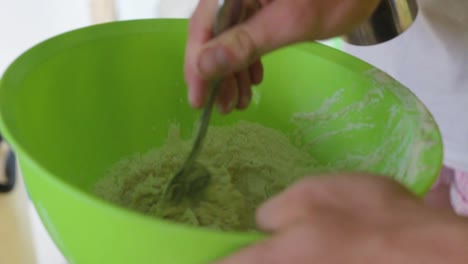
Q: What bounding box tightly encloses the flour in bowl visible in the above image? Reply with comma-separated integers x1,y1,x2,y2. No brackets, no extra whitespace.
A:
93,121,321,231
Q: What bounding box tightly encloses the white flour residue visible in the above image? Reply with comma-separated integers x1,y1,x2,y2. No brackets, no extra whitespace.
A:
289,68,441,195
292,88,383,127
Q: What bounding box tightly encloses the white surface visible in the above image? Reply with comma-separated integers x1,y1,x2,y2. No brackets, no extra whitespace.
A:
157,0,197,18
116,0,159,19
29,203,68,264
0,0,91,74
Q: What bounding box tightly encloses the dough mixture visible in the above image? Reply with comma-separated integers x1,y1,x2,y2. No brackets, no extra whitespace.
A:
93,121,321,231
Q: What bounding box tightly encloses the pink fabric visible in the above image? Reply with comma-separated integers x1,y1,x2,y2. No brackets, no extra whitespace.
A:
432,166,468,216
451,171,468,216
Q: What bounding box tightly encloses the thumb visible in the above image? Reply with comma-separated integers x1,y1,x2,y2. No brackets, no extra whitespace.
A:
256,174,413,232
196,0,311,79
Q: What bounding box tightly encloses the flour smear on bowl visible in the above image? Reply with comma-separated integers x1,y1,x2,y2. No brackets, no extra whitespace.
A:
290,68,440,192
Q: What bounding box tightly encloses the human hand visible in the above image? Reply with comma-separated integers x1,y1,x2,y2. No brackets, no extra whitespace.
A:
184,0,380,113
215,174,468,264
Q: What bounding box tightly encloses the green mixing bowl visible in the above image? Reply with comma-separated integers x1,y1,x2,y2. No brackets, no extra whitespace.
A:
0,19,442,263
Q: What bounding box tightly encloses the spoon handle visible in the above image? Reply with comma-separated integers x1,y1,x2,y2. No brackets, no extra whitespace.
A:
181,79,221,171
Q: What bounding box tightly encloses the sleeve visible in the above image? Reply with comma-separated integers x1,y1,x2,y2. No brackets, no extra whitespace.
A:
450,171,468,217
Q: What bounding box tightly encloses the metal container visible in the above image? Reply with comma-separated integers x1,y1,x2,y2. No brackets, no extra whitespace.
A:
342,0,419,45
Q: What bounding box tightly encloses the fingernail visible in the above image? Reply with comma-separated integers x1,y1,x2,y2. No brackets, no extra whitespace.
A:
188,90,198,108
199,47,229,76
188,86,202,108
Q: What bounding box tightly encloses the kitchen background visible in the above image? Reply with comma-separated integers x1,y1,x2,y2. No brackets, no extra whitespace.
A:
0,1,340,263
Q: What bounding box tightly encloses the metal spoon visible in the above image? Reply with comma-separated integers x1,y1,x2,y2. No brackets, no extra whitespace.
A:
163,0,255,204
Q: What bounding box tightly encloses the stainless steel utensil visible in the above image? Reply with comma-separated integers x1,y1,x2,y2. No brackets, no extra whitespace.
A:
342,0,419,45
